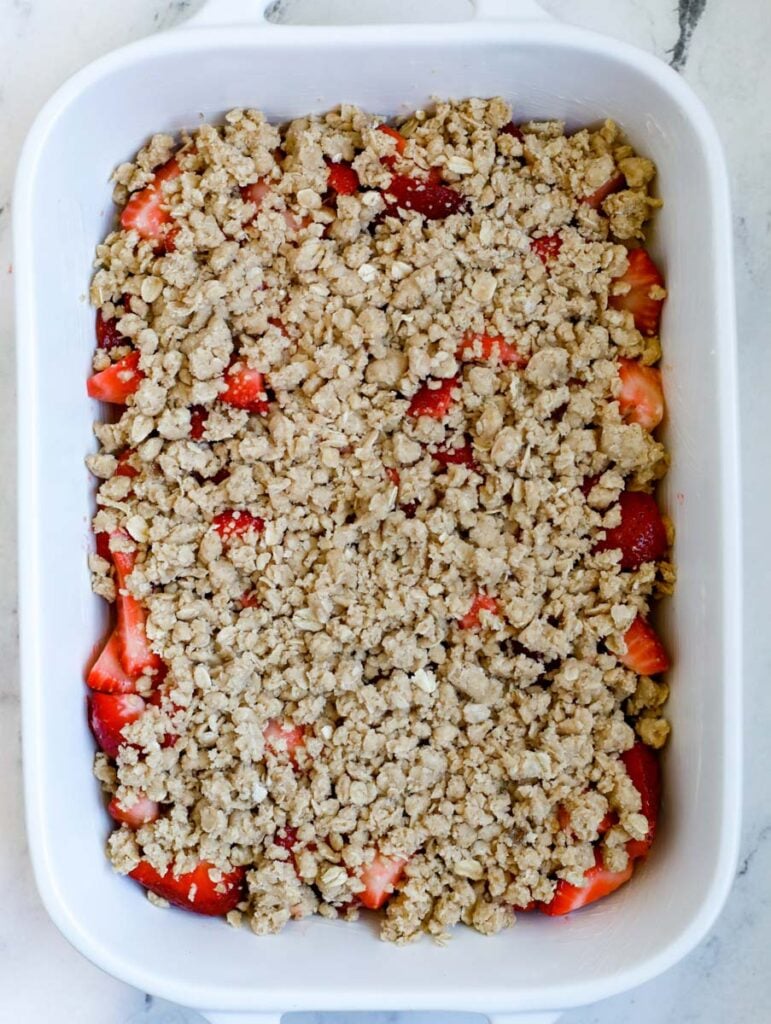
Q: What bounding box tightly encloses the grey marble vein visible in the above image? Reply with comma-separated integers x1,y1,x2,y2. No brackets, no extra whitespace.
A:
669,0,708,70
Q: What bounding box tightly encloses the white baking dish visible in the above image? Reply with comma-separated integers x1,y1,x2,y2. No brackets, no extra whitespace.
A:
14,1,742,1022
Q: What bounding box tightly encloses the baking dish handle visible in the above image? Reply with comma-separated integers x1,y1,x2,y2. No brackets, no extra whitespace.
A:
201,1013,562,1023
185,0,552,28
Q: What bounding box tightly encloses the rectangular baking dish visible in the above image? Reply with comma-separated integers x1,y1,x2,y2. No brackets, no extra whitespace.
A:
14,1,741,1021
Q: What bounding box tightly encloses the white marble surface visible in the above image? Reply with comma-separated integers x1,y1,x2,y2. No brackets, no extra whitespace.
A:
1,0,769,1021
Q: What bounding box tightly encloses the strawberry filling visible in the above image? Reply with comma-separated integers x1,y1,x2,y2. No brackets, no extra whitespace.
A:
594,490,668,569
129,860,245,916
87,351,143,404
458,593,500,630
457,331,526,367
88,692,146,759
407,377,458,420
619,616,670,675
120,158,180,245
358,852,407,910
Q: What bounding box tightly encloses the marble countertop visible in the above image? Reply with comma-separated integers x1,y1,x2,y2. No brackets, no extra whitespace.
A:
1,0,769,1021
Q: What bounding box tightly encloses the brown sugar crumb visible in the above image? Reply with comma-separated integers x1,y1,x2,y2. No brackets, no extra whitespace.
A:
87,99,671,942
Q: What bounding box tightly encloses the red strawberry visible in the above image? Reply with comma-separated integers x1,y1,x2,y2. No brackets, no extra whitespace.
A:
582,172,625,209
358,852,407,910
432,442,477,470
87,351,143,404
87,630,137,694
377,124,407,154
108,794,160,828
621,742,661,860
220,364,269,414
531,234,563,264
594,491,667,569
539,849,633,916
96,309,126,351
407,377,458,420
274,826,299,853
88,692,146,758
120,158,180,242
111,533,165,678
500,121,524,141
129,860,245,916
95,531,112,561
189,405,208,440
609,248,665,336
146,685,180,748
458,593,500,630
263,719,306,762
384,174,465,220
115,449,140,478
457,331,526,367
598,811,617,835
385,467,401,487
212,509,264,541
239,590,260,609
620,615,670,675
617,358,664,431
326,159,360,195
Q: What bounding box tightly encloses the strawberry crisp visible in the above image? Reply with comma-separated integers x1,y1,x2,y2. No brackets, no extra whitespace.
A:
85,98,673,943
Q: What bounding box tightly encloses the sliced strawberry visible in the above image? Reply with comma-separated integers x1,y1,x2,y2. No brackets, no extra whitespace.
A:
594,490,667,569
240,179,271,210
407,377,458,420
384,174,465,220
385,467,401,487
96,309,126,351
617,358,664,431
263,719,306,761
598,811,617,835
95,531,112,561
88,692,146,758
580,474,601,499
120,158,180,242
274,826,299,853
432,442,477,470
108,794,160,828
87,630,137,694
129,860,245,916
239,590,260,609
458,593,500,630
212,509,264,541
621,741,661,860
87,351,143,404
111,533,165,678
377,124,407,154
531,234,563,265
358,852,407,910
147,685,180,748
620,615,670,675
609,248,665,336
267,316,289,337
500,121,524,141
326,159,360,195
582,172,625,209
457,331,526,367
189,405,208,440
220,363,269,414
115,449,140,478
539,849,634,916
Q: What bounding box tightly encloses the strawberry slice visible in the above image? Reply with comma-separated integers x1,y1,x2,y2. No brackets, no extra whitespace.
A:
120,158,180,243
111,533,165,678
457,331,526,367
129,860,245,916
358,852,407,910
88,692,146,758
594,491,667,569
531,234,563,264
240,179,271,210
458,593,500,630
189,405,208,440
621,741,661,860
220,363,269,414
212,509,264,541
384,174,465,220
326,159,360,195
263,719,306,762
87,630,137,694
500,121,524,141
95,531,112,561
609,248,665,336
274,826,299,853
620,615,670,675
377,124,407,155
432,442,477,470
385,467,401,487
582,172,625,209
115,449,140,478
239,590,260,609
617,358,664,431
96,310,126,351
407,377,458,420
539,849,634,916
87,351,143,404
108,794,160,828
